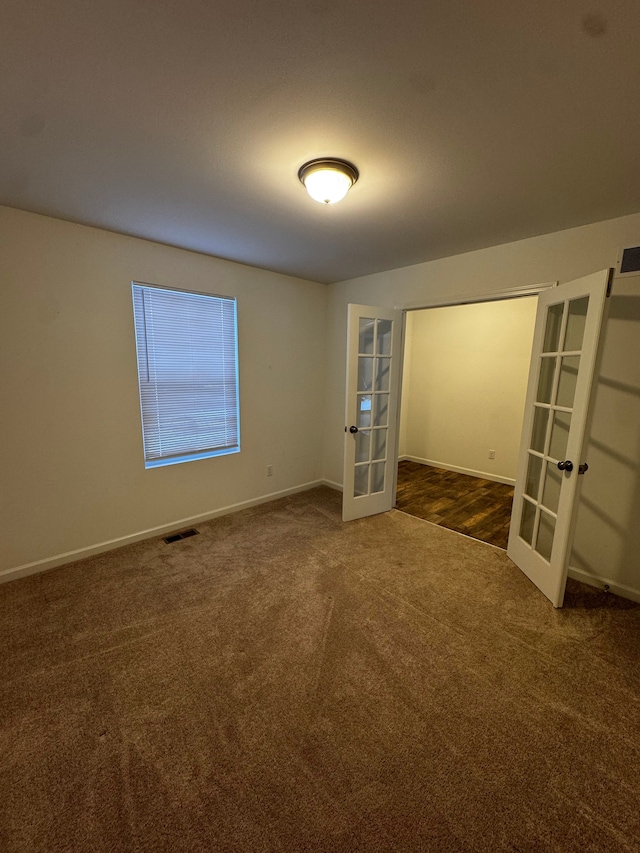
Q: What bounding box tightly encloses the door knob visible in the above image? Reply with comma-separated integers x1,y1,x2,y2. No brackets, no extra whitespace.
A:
578,462,589,475
557,460,573,472
349,425,358,434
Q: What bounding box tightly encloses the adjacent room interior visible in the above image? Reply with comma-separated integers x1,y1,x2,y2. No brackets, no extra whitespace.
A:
396,297,538,547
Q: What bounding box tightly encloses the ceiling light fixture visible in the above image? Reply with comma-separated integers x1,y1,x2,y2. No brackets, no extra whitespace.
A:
298,158,359,205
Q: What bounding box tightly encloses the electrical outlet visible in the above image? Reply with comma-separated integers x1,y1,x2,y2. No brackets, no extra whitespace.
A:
266,464,273,477
488,449,495,460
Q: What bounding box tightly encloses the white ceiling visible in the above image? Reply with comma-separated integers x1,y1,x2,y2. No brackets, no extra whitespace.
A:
2,0,640,284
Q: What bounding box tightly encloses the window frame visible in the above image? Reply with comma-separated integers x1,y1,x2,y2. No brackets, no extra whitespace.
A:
131,280,240,469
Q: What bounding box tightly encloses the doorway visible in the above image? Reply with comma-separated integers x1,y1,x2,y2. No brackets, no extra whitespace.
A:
396,296,538,547
342,271,612,607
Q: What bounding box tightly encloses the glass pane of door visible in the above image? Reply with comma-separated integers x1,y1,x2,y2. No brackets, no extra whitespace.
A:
355,430,370,464
372,429,386,460
563,297,589,351
536,357,556,403
543,303,563,352
371,461,385,493
356,395,372,428
377,319,392,355
375,358,390,392
541,462,562,514
548,411,571,460
373,394,389,426
524,454,543,499
359,318,375,354
530,407,549,453
354,325,388,498
556,356,580,408
535,511,556,561
354,465,369,497
358,357,373,391
516,296,578,565
519,499,536,546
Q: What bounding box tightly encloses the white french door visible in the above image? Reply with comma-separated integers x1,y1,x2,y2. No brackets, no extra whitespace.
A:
342,304,403,522
507,269,612,607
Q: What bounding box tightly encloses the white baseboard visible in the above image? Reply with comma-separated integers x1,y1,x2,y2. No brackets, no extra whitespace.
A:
321,479,343,492
567,566,640,604
0,479,326,586
402,455,515,487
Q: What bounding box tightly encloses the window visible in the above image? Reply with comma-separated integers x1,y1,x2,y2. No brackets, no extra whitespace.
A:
131,282,240,468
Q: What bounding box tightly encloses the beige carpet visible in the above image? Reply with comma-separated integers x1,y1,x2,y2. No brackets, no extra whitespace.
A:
2,487,640,852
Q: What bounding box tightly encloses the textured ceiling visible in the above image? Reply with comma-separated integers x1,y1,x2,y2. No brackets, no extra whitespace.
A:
2,0,640,283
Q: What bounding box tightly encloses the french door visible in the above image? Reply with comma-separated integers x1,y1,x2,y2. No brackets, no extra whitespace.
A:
342,304,403,522
507,269,611,607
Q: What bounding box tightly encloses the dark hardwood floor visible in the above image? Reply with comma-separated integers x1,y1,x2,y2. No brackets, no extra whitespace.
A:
395,460,514,549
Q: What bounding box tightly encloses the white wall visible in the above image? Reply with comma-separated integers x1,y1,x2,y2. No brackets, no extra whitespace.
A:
569,288,640,600
0,206,327,579
399,298,538,483
324,211,640,600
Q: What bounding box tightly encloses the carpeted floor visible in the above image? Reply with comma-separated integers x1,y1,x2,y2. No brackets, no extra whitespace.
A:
2,486,640,852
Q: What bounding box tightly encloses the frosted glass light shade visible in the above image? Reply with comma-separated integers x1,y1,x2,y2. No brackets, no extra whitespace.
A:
298,158,359,205
304,168,352,204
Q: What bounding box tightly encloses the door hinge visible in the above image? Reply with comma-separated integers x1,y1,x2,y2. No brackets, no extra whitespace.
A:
606,267,614,297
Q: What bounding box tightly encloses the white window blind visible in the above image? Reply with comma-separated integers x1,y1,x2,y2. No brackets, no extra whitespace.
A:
132,283,240,468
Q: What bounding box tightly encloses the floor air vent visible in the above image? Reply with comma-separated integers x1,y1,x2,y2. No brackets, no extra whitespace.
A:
163,528,199,544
